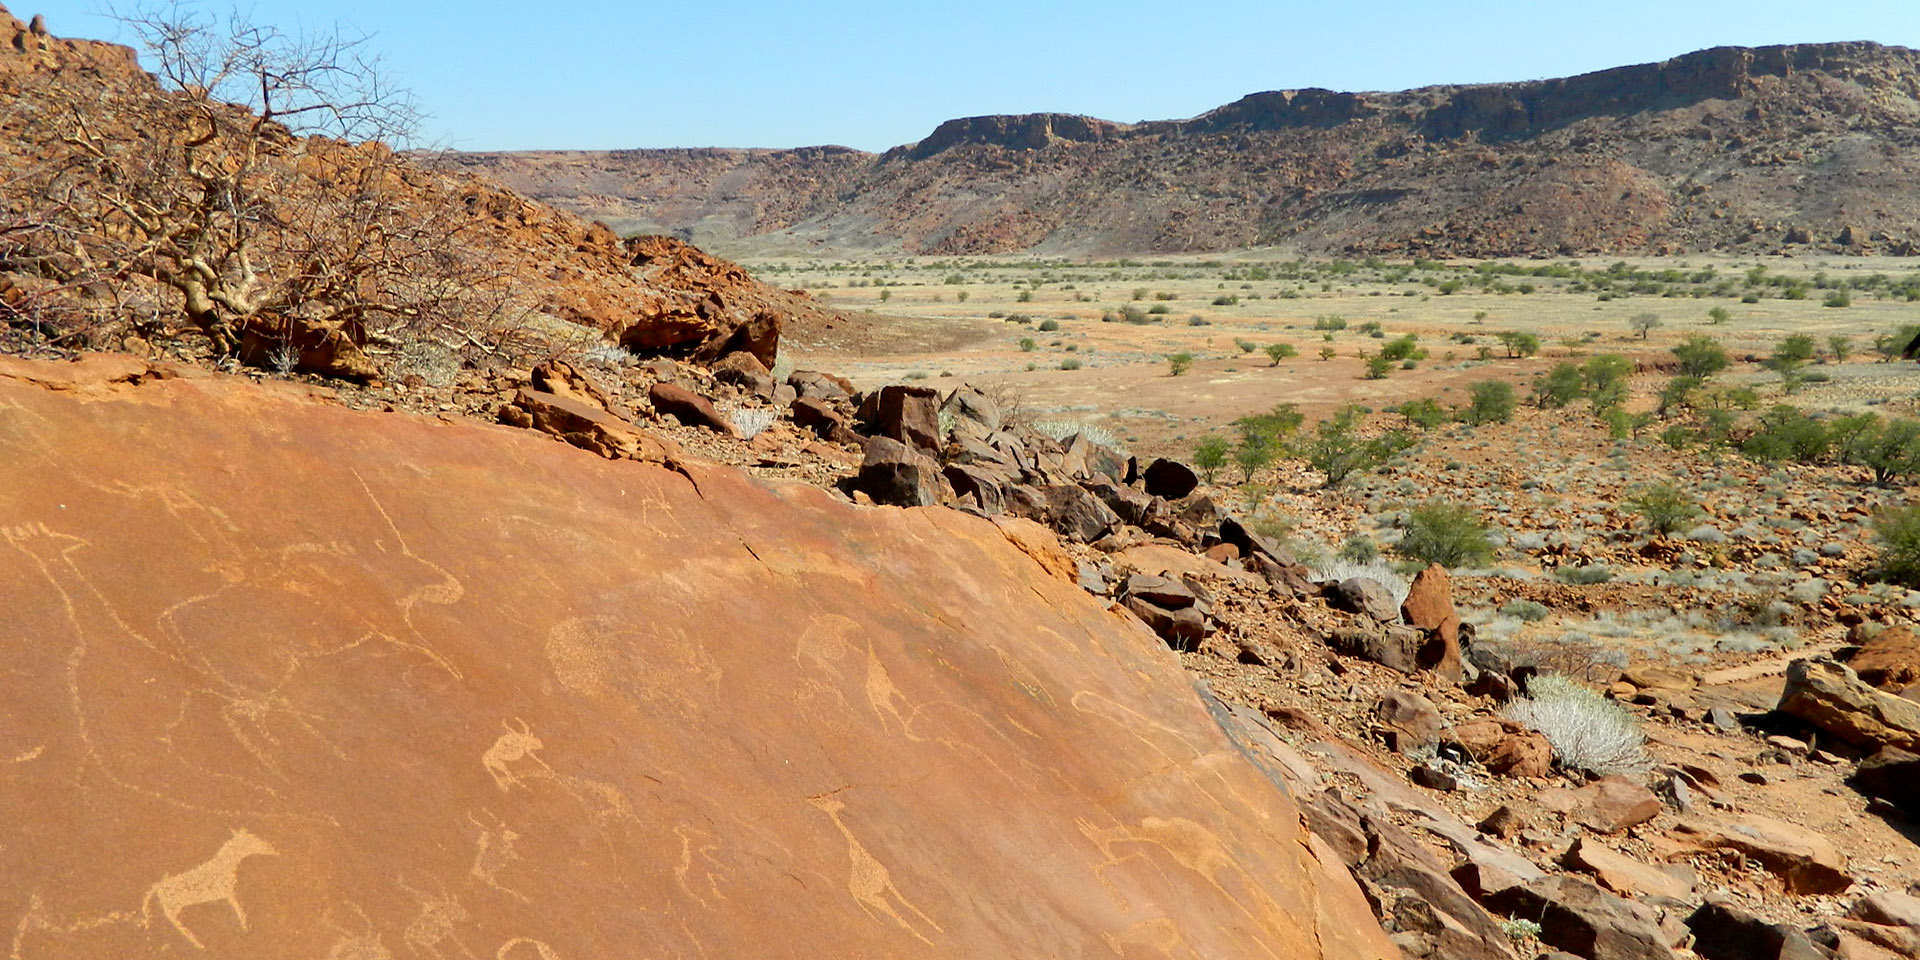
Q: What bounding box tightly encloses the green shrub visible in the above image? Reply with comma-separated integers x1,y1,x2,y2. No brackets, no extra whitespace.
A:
1873,504,1920,587
1707,306,1731,324
1767,334,1816,369
1396,500,1494,568
1338,535,1381,563
1656,375,1700,415
1312,315,1348,331
1464,380,1516,425
1395,397,1449,429
1824,289,1852,308
1295,405,1411,487
1212,294,1239,306
1319,345,1338,361
1626,483,1702,535
1629,312,1661,339
1234,337,1258,354
1364,355,1393,379
1672,334,1729,379
1192,435,1230,483
1497,331,1541,358
1380,334,1426,362
1533,362,1586,408
1147,304,1170,315
1582,354,1633,393
1235,403,1305,446
1233,436,1275,481
1874,324,1920,361
1741,405,1829,463
1058,358,1082,371
1828,334,1853,362
1265,342,1298,365
1037,318,1060,331
1167,352,1194,376
1553,564,1616,584
1499,599,1551,621
1841,416,1920,485
1018,338,1036,352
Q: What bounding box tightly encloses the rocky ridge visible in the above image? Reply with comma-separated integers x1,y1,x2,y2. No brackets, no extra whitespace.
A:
462,42,1920,258
0,5,841,382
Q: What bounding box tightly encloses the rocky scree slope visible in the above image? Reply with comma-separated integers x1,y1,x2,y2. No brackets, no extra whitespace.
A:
463,42,1920,258
0,6,840,382
0,353,1393,959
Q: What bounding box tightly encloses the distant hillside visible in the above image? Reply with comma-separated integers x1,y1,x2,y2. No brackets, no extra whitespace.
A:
457,43,1920,258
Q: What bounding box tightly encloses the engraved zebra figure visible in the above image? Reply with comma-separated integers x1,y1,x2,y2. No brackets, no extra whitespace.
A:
141,828,279,948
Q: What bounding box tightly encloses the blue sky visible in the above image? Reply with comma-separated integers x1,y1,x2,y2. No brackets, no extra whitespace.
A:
23,1,1920,151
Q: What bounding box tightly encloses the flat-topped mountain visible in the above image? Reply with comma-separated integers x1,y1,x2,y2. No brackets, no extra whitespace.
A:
459,42,1920,257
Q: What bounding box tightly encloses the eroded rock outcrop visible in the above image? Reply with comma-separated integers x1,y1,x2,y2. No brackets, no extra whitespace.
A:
0,355,1391,959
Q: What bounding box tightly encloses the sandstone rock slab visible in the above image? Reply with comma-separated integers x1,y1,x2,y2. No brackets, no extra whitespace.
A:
1778,657,1920,752
0,358,1395,959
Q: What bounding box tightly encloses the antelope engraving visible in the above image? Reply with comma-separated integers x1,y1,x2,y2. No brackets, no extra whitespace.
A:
481,718,548,792
141,828,279,948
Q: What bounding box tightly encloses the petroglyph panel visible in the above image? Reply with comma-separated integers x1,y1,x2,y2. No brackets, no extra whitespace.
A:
0,359,1390,959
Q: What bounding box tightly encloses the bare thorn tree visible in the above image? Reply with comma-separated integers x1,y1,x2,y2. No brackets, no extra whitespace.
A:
1,3,499,378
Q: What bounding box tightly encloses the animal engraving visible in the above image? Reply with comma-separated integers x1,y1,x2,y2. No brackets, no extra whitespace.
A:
481,718,549,791
141,828,279,948
808,795,941,944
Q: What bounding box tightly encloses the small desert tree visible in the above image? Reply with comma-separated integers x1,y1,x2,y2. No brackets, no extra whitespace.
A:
1841,416,1920,486
1532,362,1585,408
1191,435,1230,484
1396,500,1494,568
1628,312,1661,340
1672,335,1729,379
1231,403,1302,482
1874,504,1920,587
1497,330,1541,358
1463,379,1516,425
1294,405,1410,487
1264,342,1297,365
1625,483,1702,536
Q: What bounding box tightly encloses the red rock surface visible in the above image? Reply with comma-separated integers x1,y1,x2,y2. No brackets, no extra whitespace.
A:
0,355,1390,959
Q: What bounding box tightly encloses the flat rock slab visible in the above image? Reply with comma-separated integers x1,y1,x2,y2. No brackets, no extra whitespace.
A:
1672,815,1852,895
0,357,1392,960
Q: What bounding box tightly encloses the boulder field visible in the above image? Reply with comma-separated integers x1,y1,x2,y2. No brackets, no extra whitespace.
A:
0,355,1389,959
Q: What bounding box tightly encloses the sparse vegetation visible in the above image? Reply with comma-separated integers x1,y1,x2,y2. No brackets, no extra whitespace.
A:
1296,405,1410,487
1192,436,1230,483
1463,380,1516,425
1396,500,1494,568
1505,673,1649,776
1625,483,1702,535
1873,504,1920,587
1672,335,1729,379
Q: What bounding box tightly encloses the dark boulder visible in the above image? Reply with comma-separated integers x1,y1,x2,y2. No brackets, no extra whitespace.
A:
1141,458,1199,499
